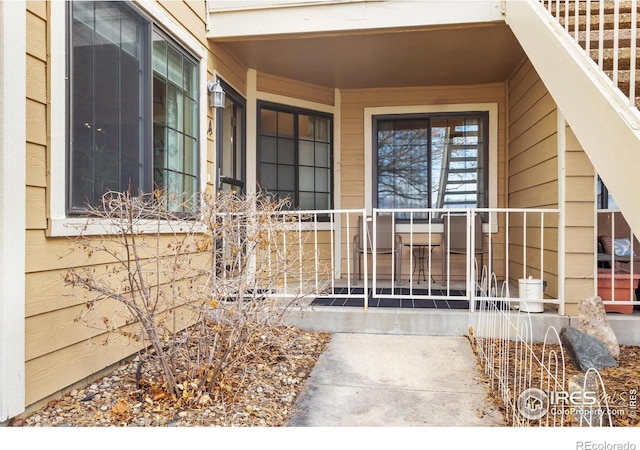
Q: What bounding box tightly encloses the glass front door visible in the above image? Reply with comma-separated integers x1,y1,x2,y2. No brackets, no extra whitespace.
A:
216,80,245,195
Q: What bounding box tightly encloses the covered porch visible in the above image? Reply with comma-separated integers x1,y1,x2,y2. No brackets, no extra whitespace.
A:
206,1,640,329
240,206,640,320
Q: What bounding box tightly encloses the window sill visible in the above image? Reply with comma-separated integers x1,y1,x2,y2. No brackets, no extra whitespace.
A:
48,217,206,237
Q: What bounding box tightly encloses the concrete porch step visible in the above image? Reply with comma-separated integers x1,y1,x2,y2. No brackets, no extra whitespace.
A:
283,304,640,345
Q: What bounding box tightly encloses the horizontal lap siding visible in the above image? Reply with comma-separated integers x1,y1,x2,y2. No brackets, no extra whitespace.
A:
25,5,47,239
24,1,214,408
508,60,559,297
564,125,596,315
257,72,335,106
210,42,247,95
508,59,596,312
340,83,507,281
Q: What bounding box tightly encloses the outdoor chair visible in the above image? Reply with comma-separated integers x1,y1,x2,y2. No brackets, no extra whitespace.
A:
441,214,488,284
352,215,403,285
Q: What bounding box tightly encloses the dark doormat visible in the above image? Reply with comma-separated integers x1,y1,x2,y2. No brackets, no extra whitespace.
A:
310,287,512,310
310,287,471,309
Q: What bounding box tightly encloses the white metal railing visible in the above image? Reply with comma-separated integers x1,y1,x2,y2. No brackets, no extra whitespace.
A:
243,207,561,312
539,0,639,110
597,209,640,312
470,269,613,426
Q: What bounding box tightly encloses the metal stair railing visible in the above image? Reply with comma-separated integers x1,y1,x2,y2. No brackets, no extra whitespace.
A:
540,0,639,110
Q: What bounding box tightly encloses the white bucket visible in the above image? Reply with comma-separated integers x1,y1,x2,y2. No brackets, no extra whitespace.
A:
518,277,544,313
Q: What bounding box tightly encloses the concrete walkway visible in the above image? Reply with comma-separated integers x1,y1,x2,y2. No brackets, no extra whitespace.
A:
287,333,505,427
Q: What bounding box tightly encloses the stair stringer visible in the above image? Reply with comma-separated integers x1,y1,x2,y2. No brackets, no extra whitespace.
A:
505,0,640,233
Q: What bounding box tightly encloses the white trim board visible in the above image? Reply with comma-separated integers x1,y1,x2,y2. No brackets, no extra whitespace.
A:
0,0,26,422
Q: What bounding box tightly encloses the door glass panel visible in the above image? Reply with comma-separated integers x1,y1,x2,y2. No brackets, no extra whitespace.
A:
375,113,487,220
217,85,246,194
376,119,429,214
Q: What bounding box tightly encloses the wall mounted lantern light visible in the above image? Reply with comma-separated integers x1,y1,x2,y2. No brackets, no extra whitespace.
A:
207,79,226,109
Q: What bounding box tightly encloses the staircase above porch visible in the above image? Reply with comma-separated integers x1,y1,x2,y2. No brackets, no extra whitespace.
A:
505,0,640,234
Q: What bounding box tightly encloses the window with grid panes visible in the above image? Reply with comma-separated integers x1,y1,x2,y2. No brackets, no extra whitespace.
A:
258,102,332,212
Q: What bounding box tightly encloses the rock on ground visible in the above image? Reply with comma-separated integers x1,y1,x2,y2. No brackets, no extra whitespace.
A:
578,296,620,360
560,326,618,372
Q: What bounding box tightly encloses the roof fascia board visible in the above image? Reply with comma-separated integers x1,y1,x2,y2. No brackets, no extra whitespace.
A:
207,0,505,41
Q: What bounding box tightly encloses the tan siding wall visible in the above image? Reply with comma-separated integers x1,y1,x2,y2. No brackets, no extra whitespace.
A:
563,126,596,315
210,42,247,95
507,59,559,300
508,60,558,209
23,1,214,409
26,2,48,238
508,59,597,313
157,0,207,47
340,83,508,280
257,72,335,105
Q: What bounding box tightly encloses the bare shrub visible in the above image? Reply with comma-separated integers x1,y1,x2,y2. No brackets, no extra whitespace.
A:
64,188,327,405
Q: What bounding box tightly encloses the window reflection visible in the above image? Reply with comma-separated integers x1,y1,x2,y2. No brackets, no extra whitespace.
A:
375,113,488,220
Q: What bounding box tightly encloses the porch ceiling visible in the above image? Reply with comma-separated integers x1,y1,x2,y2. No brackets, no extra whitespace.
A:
212,22,525,89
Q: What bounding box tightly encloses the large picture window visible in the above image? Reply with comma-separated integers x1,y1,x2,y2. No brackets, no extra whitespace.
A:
69,1,199,213
374,112,488,219
257,102,332,211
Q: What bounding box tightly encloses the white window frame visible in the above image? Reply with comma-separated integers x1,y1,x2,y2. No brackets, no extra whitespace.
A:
0,0,26,422
49,0,209,236
364,103,498,233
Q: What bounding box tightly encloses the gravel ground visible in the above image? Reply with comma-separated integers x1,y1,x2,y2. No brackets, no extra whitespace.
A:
9,327,331,427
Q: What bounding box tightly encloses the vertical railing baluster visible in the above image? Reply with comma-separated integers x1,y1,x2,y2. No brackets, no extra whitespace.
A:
363,210,369,310
329,211,335,294
613,0,620,88
599,0,605,69
427,210,433,295
506,211,511,300
630,0,637,107
298,212,303,295
282,212,288,296
409,212,414,292
586,0,591,55
523,211,528,280
313,212,319,293
540,212,544,292
573,0,578,42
